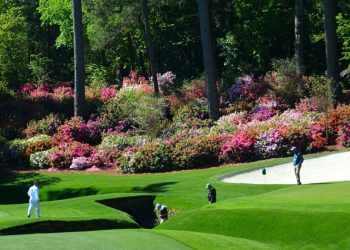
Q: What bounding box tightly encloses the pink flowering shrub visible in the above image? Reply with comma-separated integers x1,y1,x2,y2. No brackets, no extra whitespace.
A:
18,82,35,95
17,82,74,101
100,87,116,102
220,131,256,163
89,148,121,168
48,141,94,169
52,117,101,146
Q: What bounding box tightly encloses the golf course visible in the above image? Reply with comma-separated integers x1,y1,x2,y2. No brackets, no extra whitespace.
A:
1,151,350,250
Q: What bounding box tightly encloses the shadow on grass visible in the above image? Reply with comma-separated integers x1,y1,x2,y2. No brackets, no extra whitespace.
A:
0,171,61,204
131,181,177,193
97,195,157,229
47,187,98,200
0,219,139,235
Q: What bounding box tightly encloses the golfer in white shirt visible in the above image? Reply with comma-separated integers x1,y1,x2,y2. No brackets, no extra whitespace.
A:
27,181,40,218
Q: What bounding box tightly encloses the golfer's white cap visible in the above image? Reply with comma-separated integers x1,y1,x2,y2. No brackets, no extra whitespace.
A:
155,203,161,209
291,146,297,151
206,183,211,189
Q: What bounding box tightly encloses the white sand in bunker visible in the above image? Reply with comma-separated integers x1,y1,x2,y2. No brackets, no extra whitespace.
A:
222,151,350,185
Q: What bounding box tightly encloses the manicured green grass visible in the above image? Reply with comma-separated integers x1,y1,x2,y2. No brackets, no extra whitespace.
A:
0,229,276,250
159,181,350,249
0,150,349,249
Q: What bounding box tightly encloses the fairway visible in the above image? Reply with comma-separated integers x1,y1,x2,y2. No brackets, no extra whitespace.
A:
1,151,350,249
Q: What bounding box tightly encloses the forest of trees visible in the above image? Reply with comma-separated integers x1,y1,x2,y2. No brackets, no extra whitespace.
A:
0,0,349,94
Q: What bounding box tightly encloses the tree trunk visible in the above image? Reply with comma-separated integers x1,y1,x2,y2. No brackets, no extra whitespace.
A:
127,32,135,71
198,0,219,121
72,0,85,117
323,0,341,104
140,0,159,96
295,0,304,73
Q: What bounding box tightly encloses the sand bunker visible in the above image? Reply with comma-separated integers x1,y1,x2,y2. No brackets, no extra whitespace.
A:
222,151,350,185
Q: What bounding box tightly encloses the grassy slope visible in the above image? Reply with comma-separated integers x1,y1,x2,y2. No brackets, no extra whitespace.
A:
0,229,276,250
159,182,350,249
0,151,349,249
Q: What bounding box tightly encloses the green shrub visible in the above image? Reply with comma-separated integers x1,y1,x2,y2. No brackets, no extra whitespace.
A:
119,142,174,173
1,135,52,166
99,134,149,151
29,148,56,169
173,136,222,169
267,57,307,106
86,64,108,89
28,53,52,85
23,113,64,138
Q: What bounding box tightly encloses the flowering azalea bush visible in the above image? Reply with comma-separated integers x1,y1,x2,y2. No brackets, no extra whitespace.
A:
337,121,350,147
255,129,285,159
153,71,176,94
227,75,268,103
220,132,256,163
210,112,247,135
52,117,101,146
249,106,274,121
48,141,94,169
100,87,116,102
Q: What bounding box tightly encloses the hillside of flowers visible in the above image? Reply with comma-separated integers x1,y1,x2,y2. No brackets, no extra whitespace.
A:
1,67,350,173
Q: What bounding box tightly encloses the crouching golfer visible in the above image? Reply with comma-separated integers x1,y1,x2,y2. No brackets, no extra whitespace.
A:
291,146,304,185
206,183,216,203
155,203,168,223
27,181,40,218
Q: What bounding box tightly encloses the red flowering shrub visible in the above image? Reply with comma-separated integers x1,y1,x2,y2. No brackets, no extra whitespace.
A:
181,80,206,102
322,105,350,144
309,122,327,150
220,131,256,163
48,141,94,169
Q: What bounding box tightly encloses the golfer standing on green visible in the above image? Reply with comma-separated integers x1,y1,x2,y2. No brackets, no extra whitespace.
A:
291,147,304,185
27,181,40,218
